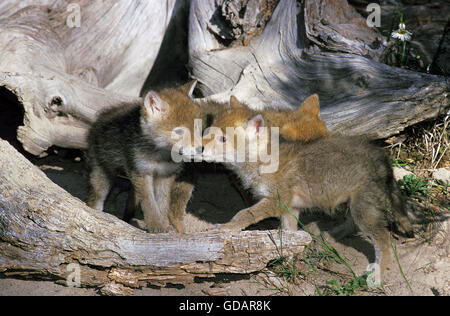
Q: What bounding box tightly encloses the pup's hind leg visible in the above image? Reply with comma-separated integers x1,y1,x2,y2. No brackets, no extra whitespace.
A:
169,179,194,233
131,173,171,233
350,192,391,285
87,165,111,211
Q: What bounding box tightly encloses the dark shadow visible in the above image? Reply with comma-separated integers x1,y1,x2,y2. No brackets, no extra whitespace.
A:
430,18,450,76
0,86,24,149
207,5,235,48
296,210,376,264
185,163,247,224
0,86,90,203
140,0,190,95
296,0,309,50
194,273,251,284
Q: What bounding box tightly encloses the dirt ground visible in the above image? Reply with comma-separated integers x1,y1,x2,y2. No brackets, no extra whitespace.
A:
0,148,448,296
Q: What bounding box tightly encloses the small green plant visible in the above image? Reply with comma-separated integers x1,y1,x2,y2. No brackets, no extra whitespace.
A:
320,276,369,296
393,159,408,168
267,254,304,284
398,174,430,201
392,158,414,168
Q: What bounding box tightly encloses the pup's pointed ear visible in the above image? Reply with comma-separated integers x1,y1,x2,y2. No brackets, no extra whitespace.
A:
297,94,320,117
143,91,167,119
247,114,265,136
230,96,244,109
180,80,198,97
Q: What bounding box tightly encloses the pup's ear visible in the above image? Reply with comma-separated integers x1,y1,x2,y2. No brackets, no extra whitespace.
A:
179,80,198,97
297,94,320,117
230,96,244,109
247,114,265,137
143,91,168,119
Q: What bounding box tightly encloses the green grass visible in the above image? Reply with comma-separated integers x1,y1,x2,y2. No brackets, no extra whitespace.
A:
268,226,374,296
398,174,430,201
391,240,413,294
317,277,369,296
267,254,304,284
393,158,413,168
276,192,357,278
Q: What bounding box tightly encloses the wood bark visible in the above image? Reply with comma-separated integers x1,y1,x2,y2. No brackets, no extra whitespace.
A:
0,138,311,289
0,1,183,155
189,0,449,139
0,0,448,155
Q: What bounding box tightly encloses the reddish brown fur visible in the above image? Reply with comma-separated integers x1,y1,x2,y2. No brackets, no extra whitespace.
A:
227,94,330,144
150,82,201,147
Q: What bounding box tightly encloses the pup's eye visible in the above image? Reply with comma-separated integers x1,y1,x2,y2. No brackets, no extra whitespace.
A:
174,128,184,135
218,136,227,143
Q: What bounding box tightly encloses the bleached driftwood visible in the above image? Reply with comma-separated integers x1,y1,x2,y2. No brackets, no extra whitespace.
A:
0,138,311,289
0,0,448,156
189,0,449,139
0,0,185,155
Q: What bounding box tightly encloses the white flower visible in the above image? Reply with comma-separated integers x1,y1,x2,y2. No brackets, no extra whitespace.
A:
391,23,412,42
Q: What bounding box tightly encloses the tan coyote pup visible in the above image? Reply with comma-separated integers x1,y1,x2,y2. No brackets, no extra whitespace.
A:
201,96,413,283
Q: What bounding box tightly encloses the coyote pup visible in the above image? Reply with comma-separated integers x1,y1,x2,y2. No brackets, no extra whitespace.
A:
229,94,329,142
87,82,201,233
201,98,413,283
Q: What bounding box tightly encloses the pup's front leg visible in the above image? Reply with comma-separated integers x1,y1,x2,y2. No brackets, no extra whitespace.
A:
168,179,194,233
215,198,281,231
132,173,172,233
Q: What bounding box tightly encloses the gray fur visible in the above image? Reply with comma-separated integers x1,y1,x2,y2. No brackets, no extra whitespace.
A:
86,102,181,233
86,83,224,233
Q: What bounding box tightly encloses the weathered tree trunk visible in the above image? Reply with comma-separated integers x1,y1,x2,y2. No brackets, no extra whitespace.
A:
189,0,449,138
0,0,448,155
0,138,311,290
0,1,185,155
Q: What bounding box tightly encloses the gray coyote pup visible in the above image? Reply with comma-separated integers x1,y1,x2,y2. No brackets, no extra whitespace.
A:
86,82,202,233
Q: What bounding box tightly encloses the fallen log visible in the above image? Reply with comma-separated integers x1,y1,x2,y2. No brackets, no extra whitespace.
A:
0,139,311,289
